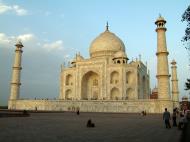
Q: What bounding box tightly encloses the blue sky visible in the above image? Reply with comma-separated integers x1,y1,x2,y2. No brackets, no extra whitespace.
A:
0,0,189,105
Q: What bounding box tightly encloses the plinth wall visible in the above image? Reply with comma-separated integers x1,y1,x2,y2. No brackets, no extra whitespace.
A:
8,99,177,113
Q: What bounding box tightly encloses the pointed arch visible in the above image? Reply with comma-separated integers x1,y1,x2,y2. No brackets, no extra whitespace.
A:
65,89,72,100
110,87,120,100
66,74,73,85
81,71,99,100
110,71,119,84
126,71,133,84
142,76,146,98
126,88,134,100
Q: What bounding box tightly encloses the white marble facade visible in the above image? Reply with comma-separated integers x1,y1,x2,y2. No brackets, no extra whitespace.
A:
8,17,179,113
59,26,150,101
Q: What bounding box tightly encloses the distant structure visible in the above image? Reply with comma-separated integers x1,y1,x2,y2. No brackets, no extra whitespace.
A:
8,16,180,113
171,60,179,108
9,40,23,101
180,96,190,110
150,87,158,99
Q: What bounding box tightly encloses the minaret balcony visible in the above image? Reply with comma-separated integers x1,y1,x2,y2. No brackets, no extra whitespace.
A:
12,66,22,70
156,51,169,56
156,74,171,79
155,27,167,32
11,82,21,85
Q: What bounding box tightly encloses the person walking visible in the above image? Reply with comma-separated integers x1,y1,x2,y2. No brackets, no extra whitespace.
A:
172,108,177,127
163,108,171,129
76,109,80,115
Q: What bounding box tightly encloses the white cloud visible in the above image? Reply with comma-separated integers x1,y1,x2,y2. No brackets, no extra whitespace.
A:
0,3,28,16
0,33,66,53
43,40,64,51
0,33,15,47
0,3,11,14
17,34,35,42
13,5,27,16
0,33,35,48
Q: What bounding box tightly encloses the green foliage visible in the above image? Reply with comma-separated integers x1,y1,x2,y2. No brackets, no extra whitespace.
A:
0,106,8,109
182,6,190,92
185,78,190,90
182,5,190,49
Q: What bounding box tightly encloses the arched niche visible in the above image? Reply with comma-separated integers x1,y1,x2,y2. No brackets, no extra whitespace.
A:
110,71,119,84
126,88,134,100
66,74,73,86
65,89,72,100
81,71,99,100
126,71,133,84
110,87,120,100
142,76,146,98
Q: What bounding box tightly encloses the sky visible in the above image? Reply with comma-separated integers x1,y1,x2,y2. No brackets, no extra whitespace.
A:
0,0,189,106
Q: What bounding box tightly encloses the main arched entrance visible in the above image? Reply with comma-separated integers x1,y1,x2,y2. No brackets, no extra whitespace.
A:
81,71,99,100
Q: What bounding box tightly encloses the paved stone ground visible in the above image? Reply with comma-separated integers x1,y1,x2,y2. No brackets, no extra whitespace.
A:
0,112,182,142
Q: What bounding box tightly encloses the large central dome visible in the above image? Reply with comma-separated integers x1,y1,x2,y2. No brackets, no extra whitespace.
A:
89,28,125,58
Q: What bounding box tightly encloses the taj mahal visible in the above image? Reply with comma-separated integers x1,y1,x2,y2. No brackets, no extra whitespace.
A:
8,16,179,113
60,23,150,101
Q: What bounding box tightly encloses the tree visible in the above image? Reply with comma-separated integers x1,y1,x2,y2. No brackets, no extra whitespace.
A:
182,5,190,49
182,6,190,92
185,79,190,90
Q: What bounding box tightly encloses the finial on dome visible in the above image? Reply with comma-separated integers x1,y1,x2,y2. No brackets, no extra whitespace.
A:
171,59,176,65
155,14,166,25
139,54,141,61
15,39,23,47
106,21,109,31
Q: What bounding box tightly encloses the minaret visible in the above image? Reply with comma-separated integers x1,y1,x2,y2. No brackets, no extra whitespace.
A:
171,60,179,103
155,15,170,99
9,40,23,100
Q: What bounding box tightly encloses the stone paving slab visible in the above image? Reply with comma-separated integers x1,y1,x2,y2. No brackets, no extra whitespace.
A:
0,112,181,142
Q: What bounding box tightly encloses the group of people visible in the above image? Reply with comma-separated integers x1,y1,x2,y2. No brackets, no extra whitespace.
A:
77,107,189,129
75,109,95,128
163,108,189,129
141,110,147,116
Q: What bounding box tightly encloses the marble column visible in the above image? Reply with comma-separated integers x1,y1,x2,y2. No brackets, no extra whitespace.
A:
9,41,23,100
155,15,170,99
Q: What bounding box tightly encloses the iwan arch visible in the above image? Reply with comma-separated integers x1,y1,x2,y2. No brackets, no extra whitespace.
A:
8,16,179,113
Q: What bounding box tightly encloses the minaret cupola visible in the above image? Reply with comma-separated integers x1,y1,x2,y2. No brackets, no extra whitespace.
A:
155,14,167,31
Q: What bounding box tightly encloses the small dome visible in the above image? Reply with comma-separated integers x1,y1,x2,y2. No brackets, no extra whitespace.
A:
89,29,125,58
71,58,76,64
71,54,84,64
15,40,24,47
182,96,188,101
113,51,127,59
155,15,166,24
76,54,84,61
152,87,158,93
171,59,176,65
